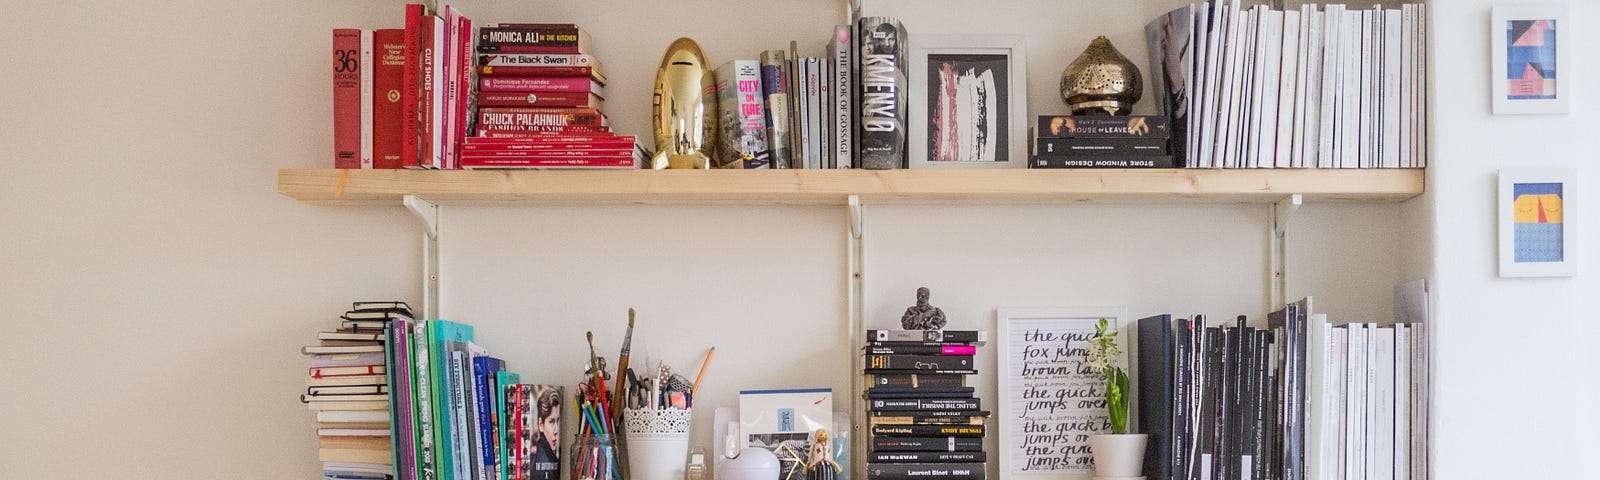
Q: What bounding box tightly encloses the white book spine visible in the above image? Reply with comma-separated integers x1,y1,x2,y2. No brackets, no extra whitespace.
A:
1360,9,1378,169
1382,9,1402,168
1199,1,1227,169
1185,5,1203,169
1340,10,1361,169
1345,323,1366,480
1316,5,1342,168
1394,324,1411,480
1330,326,1349,480
1372,327,1396,480
1399,5,1414,168
1244,7,1268,168
1297,8,1322,169
1224,5,1249,168
1415,4,1428,168
1276,10,1302,169
1306,315,1330,480
360,29,374,169
428,16,448,169
1411,321,1428,480
833,25,853,168
808,57,823,169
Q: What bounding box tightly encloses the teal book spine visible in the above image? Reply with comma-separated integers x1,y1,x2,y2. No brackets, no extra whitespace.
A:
414,320,436,480
496,372,521,480
428,320,475,480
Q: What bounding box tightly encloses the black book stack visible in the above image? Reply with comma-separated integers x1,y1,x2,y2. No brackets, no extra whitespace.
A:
1137,309,1301,480
861,329,989,480
1029,115,1177,168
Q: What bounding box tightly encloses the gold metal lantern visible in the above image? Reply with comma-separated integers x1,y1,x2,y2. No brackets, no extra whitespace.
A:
650,37,718,169
1060,36,1143,116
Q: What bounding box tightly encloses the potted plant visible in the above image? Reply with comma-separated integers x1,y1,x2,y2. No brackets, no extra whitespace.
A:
1086,318,1146,478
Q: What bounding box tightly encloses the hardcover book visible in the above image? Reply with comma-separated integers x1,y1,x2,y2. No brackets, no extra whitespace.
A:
714,59,771,169
864,373,967,388
863,355,973,371
1029,155,1177,169
1034,115,1172,138
856,16,907,169
869,424,985,437
332,28,362,169
480,77,604,95
1032,137,1171,156
868,398,980,411
868,437,982,452
865,463,985,480
830,24,854,168
477,24,590,54
866,330,984,343
868,452,986,464
478,54,597,67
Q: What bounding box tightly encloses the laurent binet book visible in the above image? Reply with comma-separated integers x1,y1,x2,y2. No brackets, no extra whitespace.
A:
856,16,907,170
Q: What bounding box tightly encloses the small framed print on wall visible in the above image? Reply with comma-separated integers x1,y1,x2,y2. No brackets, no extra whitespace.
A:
908,35,1028,169
1499,167,1578,277
1492,4,1571,115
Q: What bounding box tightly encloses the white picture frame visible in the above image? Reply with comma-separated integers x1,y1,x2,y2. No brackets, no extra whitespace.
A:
1498,167,1577,277
996,306,1128,479
1491,4,1571,115
908,35,1028,169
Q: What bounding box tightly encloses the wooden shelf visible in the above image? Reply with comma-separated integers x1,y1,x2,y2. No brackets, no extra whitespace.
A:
278,168,1425,206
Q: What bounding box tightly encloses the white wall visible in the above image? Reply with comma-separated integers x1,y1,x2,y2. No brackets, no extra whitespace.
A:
1428,1,1600,478
4,0,1588,479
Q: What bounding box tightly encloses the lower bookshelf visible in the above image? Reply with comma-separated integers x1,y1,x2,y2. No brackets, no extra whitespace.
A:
276,168,1425,206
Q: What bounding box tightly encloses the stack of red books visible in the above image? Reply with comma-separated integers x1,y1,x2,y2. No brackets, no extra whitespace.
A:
467,23,639,169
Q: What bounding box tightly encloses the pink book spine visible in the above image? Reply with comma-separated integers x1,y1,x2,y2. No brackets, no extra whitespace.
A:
941,345,977,356
479,77,594,93
332,29,362,168
452,12,473,170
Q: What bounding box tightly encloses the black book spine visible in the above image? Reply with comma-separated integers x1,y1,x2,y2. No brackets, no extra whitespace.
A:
1202,326,1223,480
1137,314,1174,480
867,386,975,395
870,424,985,437
869,398,980,411
869,410,991,418
866,330,982,343
1033,137,1171,156
869,437,983,452
855,16,907,169
1034,115,1172,138
864,345,971,355
866,463,985,480
1029,155,1177,169
866,373,968,388
868,451,986,463
1173,317,1192,480
867,391,977,400
865,355,974,371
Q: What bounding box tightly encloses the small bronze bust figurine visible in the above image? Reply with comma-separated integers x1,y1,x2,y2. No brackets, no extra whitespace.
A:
900,287,947,330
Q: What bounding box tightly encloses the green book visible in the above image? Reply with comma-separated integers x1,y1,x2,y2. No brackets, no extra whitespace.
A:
412,320,435,480
428,320,474,480
495,372,521,480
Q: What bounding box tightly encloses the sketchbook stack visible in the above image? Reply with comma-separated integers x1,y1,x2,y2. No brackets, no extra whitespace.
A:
862,329,990,480
302,302,413,480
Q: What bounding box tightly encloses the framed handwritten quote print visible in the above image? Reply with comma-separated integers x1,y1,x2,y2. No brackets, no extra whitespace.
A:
997,307,1128,479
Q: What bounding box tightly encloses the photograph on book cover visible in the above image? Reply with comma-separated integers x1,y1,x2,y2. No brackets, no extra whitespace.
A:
996,307,1128,479
1499,167,1578,277
1491,5,1571,115
908,35,1027,169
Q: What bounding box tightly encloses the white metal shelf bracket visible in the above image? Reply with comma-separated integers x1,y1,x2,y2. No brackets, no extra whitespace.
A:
846,194,866,480
1270,194,1302,309
404,195,441,320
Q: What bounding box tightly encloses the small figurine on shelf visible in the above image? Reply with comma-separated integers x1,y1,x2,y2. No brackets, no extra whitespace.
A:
900,287,947,330
803,429,841,480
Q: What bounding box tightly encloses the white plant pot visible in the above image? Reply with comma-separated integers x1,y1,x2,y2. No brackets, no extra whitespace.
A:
1089,433,1148,478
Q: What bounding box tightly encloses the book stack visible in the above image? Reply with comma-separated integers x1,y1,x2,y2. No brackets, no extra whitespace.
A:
862,329,989,480
1145,2,1428,169
302,301,414,480
1029,115,1176,168
1135,300,1430,480
468,23,641,169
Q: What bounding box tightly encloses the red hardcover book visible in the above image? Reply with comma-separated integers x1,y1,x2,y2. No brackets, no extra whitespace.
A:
475,125,610,136
457,148,633,157
373,29,405,169
479,77,603,95
402,4,423,168
476,91,603,108
452,11,473,170
464,133,626,143
478,108,605,128
332,29,361,168
440,6,460,170
477,65,606,83
462,140,634,151
460,156,636,169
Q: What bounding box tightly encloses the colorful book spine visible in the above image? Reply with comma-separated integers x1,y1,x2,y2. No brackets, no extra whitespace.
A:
424,14,447,169
374,29,406,169
402,4,424,169
412,319,436,480
478,54,596,67
478,65,603,82
449,8,474,170
495,373,521,480
760,50,793,168
476,25,587,54
478,109,604,128
473,357,504,480
476,92,601,108
428,320,474,480
715,59,771,169
332,28,361,168
389,317,418,480
856,16,907,169
864,355,974,371
480,77,601,95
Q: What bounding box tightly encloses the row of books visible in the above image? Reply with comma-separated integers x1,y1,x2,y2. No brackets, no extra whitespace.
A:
713,19,880,170
862,329,989,480
331,5,475,169
1147,2,1429,169
466,22,640,169
301,302,564,480
1135,300,1429,480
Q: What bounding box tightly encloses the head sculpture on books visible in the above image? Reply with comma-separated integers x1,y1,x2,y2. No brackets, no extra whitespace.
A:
900,287,947,330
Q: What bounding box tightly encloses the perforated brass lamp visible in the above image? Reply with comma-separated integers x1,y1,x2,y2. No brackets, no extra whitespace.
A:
1060,36,1143,116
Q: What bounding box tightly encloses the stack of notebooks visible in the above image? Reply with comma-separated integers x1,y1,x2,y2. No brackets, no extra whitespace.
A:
468,23,642,169
302,301,414,480
1029,115,1175,168
862,329,990,480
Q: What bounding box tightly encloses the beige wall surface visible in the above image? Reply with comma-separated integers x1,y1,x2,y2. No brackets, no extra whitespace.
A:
1,1,1593,479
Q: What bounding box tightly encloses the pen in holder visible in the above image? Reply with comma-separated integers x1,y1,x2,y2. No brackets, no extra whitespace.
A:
624,408,692,480
571,433,620,480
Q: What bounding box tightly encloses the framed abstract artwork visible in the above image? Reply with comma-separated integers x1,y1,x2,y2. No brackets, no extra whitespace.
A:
1491,5,1571,114
907,35,1028,169
1499,167,1577,277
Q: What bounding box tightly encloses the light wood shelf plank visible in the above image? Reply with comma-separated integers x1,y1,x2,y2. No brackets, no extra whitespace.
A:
278,168,1424,206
